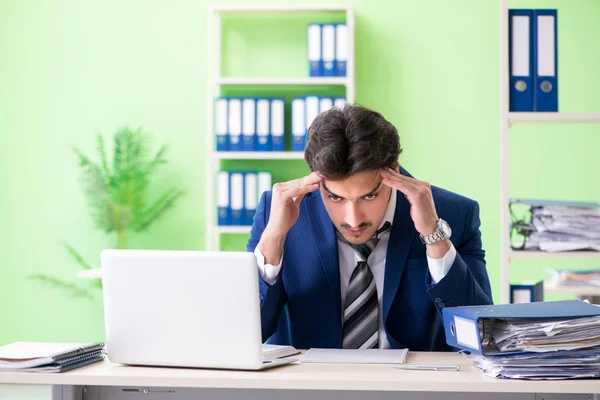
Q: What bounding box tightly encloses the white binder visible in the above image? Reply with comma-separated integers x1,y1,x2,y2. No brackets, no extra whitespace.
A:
244,172,258,225
217,171,230,225
230,172,244,225
321,24,335,76
242,98,256,151
308,24,322,76
228,99,242,151
215,98,228,151
256,99,270,151
319,97,333,113
270,99,285,152
335,24,348,76
305,96,320,134
291,98,306,151
333,97,347,110
257,172,272,202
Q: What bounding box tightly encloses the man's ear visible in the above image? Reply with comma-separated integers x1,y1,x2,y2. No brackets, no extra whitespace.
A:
393,162,400,174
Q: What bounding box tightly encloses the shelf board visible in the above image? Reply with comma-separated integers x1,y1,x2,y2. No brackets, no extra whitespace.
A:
508,250,600,259
212,5,351,13
217,226,252,234
544,282,600,297
215,77,349,86
213,151,305,160
509,113,600,124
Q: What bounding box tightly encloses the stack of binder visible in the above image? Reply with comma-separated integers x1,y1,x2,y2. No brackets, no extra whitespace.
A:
292,96,347,151
308,23,347,77
215,97,285,152
509,199,600,252
218,171,272,226
443,300,600,380
509,9,558,112
0,342,105,373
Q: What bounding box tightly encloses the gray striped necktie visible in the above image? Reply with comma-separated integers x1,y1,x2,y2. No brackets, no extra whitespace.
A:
337,221,392,349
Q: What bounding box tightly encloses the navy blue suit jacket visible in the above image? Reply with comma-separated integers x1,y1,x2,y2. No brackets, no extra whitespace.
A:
246,168,493,351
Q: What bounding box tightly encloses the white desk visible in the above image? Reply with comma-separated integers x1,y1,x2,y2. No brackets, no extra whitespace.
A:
0,352,598,400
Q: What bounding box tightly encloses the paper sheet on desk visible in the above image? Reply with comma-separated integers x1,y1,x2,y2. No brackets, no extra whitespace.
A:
300,348,408,364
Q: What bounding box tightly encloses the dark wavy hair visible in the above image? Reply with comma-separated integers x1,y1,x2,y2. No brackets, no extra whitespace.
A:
304,104,402,180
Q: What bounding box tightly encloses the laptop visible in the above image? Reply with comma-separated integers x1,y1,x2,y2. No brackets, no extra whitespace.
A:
101,249,298,370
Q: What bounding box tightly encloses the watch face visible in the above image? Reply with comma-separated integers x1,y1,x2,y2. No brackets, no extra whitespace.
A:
439,219,452,237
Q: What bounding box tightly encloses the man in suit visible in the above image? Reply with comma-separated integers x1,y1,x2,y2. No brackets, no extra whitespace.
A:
247,104,493,351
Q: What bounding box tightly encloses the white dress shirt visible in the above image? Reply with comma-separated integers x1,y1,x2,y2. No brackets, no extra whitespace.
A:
254,190,457,348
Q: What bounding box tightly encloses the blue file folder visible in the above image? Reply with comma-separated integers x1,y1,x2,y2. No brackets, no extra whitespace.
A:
509,9,534,112
229,172,244,225
321,24,336,76
308,24,322,77
217,171,230,226
271,98,285,152
228,98,243,151
533,9,558,112
242,98,256,151
255,98,271,152
442,300,600,355
510,281,543,303
215,98,229,151
335,24,347,77
291,97,306,152
244,172,257,225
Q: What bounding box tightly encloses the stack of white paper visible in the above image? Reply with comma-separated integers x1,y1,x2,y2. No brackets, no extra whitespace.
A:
546,269,600,287
523,204,600,252
473,315,600,380
473,348,600,380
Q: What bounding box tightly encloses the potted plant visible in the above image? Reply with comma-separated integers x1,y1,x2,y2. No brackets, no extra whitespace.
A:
29,127,184,298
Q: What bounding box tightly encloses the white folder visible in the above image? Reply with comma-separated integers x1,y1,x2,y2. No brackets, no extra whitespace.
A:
230,172,244,224
257,172,272,202
270,99,285,151
242,98,256,151
305,96,320,132
319,97,333,113
334,97,347,110
217,171,229,225
228,99,242,150
321,24,335,75
244,172,258,224
215,98,228,151
291,98,306,151
308,24,322,76
335,24,348,76
256,99,270,150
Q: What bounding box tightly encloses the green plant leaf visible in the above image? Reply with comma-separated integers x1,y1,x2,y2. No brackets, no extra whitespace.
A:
147,145,167,174
133,188,184,232
62,242,93,270
96,133,111,184
27,275,93,299
72,146,113,232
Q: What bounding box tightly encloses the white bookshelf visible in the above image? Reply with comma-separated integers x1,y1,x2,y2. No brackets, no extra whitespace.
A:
544,283,600,297
509,112,600,124
216,77,349,86
499,1,600,303
206,5,355,251
508,250,600,260
212,151,306,160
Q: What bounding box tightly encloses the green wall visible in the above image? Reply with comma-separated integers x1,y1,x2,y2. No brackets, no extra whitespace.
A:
1,0,599,345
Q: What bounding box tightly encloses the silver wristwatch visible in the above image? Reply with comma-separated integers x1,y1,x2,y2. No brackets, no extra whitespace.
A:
419,219,452,245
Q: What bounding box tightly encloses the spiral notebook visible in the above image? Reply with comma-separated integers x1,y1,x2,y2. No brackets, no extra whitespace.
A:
0,342,105,370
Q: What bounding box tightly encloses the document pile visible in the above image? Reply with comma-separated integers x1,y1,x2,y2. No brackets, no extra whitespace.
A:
509,199,600,252
0,342,105,373
547,269,600,288
442,300,600,380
